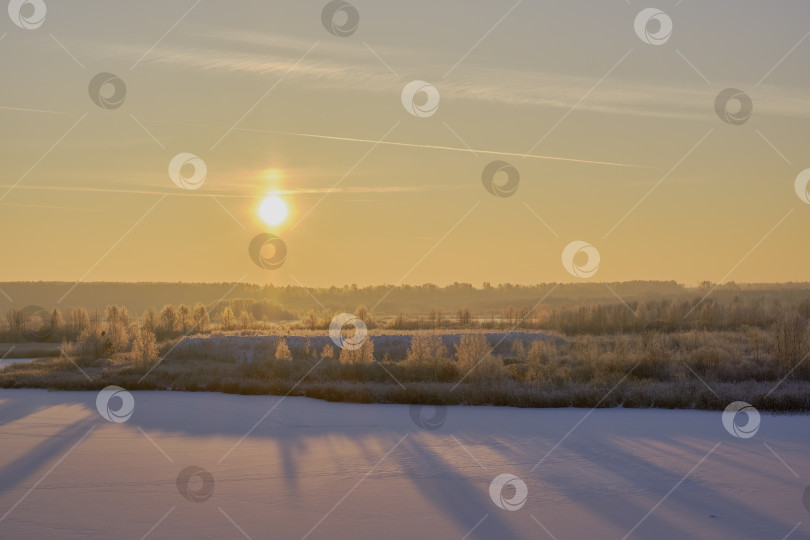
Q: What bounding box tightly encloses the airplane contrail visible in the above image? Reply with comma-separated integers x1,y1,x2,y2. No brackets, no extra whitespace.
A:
236,127,653,168
0,106,75,115
1,111,651,168
142,118,655,169
0,202,107,212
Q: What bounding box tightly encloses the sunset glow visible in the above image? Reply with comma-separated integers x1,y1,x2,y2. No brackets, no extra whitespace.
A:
2,3,810,539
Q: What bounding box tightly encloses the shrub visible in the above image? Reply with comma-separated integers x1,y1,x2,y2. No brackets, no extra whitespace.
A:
75,325,109,364
526,340,559,381
456,333,502,383
339,339,375,365
405,334,454,380
275,338,292,361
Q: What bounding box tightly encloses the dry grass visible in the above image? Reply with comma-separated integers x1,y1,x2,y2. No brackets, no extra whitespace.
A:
0,342,61,358
1,327,809,411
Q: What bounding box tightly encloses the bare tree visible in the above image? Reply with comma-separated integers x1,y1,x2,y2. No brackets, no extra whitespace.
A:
159,305,177,336
303,309,318,330
131,327,158,366
238,310,254,330
220,307,235,330
105,305,129,353
50,308,64,340
192,303,210,333
67,308,90,337
773,313,808,372
355,305,374,328
176,305,193,333
141,307,158,335
5,308,23,337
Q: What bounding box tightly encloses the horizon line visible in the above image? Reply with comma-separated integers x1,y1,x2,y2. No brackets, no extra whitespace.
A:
1,279,808,288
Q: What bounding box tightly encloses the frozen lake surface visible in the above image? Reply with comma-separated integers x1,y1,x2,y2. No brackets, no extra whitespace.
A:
0,389,807,539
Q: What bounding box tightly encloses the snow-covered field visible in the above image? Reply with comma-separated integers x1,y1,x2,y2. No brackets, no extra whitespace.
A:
0,389,807,539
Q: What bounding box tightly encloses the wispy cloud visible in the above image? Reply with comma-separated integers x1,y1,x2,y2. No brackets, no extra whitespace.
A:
0,202,108,212
92,26,810,122
0,183,457,198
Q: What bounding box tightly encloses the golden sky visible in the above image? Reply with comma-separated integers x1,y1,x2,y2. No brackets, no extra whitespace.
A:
1,0,809,287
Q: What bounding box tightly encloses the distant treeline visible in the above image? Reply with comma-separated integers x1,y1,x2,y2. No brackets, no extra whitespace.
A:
368,293,810,334
3,280,810,317
1,299,295,343
4,289,810,345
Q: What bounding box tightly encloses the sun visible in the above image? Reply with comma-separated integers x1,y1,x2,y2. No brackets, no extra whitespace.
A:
258,195,288,226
